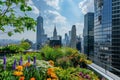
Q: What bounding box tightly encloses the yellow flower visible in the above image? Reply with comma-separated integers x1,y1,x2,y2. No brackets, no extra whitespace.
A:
19,76,25,80
47,78,51,80
13,71,23,76
49,60,54,66
16,66,23,71
30,77,35,80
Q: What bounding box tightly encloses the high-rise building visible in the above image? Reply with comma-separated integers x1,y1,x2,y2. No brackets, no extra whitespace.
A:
53,25,57,40
36,15,47,49
70,25,76,49
64,33,69,46
76,36,82,52
49,25,62,47
94,0,120,74
83,13,94,56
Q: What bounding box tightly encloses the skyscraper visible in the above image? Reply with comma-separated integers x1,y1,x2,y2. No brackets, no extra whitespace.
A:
53,25,57,40
83,13,94,56
76,36,82,52
36,15,47,49
64,33,69,46
70,25,76,49
94,0,120,74
49,25,62,47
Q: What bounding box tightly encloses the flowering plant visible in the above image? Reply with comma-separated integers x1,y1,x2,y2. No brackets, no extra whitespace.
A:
0,46,101,80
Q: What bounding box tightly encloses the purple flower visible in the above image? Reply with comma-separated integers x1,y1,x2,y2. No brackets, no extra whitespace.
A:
12,59,16,70
28,56,30,63
20,56,23,61
3,56,6,64
19,60,22,65
3,56,6,70
85,74,90,79
79,72,83,77
33,56,36,65
19,56,23,65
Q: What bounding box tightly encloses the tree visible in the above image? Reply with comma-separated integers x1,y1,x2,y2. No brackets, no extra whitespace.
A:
0,0,36,36
20,40,31,50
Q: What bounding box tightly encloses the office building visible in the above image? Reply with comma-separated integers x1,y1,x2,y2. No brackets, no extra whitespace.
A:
83,13,94,56
94,0,120,74
70,25,76,49
36,15,47,49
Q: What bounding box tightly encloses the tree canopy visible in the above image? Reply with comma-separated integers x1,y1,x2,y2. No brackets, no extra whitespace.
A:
0,0,36,36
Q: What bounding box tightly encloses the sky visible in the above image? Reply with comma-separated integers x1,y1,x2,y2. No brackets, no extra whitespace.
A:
0,0,94,42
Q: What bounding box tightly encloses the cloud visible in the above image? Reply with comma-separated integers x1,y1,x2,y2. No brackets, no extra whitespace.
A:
43,10,69,37
44,0,61,10
79,0,94,14
28,0,40,14
44,10,67,24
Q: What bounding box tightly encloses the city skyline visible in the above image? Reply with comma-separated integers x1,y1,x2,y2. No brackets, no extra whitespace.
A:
0,0,94,42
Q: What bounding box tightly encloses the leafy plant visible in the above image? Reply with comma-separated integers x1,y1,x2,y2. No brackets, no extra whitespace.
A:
0,0,36,36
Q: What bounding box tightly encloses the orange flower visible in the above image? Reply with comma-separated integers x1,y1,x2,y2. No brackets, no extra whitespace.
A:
16,66,23,71
48,60,54,66
19,76,25,80
50,73,57,79
13,71,23,76
47,78,51,80
30,77,35,80
47,68,54,75
23,62,31,67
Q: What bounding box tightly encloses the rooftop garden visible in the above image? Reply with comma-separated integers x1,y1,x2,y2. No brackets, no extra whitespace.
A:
0,45,100,80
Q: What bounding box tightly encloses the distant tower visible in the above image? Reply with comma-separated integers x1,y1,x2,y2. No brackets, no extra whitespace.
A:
76,35,81,52
53,25,57,40
64,33,69,46
70,25,76,48
36,14,47,49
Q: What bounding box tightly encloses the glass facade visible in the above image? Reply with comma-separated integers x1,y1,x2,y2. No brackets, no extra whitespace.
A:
94,0,120,75
112,0,120,74
83,13,94,56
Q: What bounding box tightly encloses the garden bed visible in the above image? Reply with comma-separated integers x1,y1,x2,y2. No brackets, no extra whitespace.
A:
0,46,99,80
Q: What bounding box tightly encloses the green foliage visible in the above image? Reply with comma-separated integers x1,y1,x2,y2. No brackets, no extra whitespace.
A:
20,40,31,50
0,44,24,53
23,65,46,80
40,46,91,69
41,46,64,61
0,46,100,80
0,71,16,80
0,0,36,36
0,40,31,53
55,67,99,80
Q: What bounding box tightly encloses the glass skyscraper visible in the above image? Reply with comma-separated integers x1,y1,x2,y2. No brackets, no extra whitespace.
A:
83,13,94,56
94,0,120,75
36,15,47,49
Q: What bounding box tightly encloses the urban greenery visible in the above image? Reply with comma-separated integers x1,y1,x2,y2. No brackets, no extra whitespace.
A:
0,0,36,36
0,46,100,80
0,40,31,53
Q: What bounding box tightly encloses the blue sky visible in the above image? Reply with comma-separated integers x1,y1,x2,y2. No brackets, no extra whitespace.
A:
0,0,94,42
